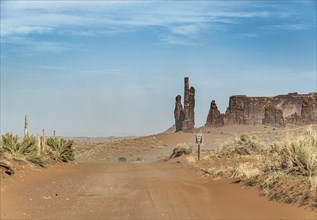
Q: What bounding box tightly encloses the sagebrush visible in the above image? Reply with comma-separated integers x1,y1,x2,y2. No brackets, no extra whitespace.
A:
194,128,317,208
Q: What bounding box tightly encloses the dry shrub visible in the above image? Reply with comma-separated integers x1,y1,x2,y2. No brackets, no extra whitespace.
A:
260,171,285,193
185,155,196,163
309,176,317,193
231,162,262,180
271,129,317,177
219,134,267,157
200,128,317,208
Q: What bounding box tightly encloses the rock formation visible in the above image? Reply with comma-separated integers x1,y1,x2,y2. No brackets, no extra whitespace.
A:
223,96,245,125
173,77,316,130
300,96,317,124
262,105,284,126
183,77,195,131
219,92,317,126
205,100,224,126
174,77,195,132
174,95,185,132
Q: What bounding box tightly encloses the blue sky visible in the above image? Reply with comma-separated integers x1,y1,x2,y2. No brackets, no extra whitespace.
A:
1,0,316,136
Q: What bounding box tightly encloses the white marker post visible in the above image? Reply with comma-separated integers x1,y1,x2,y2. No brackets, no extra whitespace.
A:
195,133,204,160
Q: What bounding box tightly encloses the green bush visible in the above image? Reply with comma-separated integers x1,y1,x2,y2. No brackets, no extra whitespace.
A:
1,132,19,154
1,132,74,166
1,133,37,157
0,133,48,166
47,137,74,162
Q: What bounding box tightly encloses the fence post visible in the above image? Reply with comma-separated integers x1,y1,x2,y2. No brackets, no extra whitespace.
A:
41,129,46,151
24,115,28,136
37,134,41,155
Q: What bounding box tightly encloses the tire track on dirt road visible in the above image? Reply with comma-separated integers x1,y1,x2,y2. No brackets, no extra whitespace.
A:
1,161,316,219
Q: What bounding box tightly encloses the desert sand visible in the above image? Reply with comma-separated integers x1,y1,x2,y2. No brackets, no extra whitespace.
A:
1,125,316,219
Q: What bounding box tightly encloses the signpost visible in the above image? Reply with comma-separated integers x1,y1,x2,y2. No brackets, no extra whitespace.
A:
195,133,204,160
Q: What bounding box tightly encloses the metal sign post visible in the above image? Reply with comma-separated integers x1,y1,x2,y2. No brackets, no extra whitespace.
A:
195,133,204,161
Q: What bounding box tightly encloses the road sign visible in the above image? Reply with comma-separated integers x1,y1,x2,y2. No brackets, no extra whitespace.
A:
195,133,204,160
195,133,204,145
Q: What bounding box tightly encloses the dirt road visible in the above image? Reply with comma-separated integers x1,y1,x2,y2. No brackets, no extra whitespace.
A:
1,161,316,219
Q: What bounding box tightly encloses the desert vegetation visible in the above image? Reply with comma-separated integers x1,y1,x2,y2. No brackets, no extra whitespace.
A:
0,132,74,173
186,127,317,209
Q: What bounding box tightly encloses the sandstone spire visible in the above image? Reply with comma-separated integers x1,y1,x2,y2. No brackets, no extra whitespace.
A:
205,100,224,126
174,95,185,132
182,77,195,131
174,77,195,132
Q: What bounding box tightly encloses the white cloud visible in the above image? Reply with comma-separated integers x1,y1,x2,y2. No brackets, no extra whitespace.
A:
169,24,209,36
2,36,71,53
160,35,195,46
0,1,314,46
235,33,259,38
265,23,309,31
33,65,68,70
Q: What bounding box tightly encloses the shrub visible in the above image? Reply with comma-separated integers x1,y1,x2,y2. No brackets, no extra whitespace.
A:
231,162,262,180
0,142,4,154
219,134,267,156
237,134,267,153
271,130,317,177
0,133,48,166
1,132,19,154
46,137,74,162
1,132,74,166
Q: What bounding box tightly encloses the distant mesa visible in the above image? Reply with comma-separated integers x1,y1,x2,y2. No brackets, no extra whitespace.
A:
219,92,317,126
174,77,317,132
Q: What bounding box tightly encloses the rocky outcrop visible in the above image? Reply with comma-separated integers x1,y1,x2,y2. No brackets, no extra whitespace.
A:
300,96,317,124
222,92,317,126
205,100,224,126
174,77,195,132
262,105,284,126
173,77,316,130
174,95,185,132
223,96,245,125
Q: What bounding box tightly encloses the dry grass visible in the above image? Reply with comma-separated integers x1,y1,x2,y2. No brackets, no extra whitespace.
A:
231,162,262,180
270,128,317,177
191,127,317,209
308,176,317,193
217,134,268,157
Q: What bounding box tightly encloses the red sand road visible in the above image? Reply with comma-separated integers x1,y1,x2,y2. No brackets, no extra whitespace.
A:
1,161,316,219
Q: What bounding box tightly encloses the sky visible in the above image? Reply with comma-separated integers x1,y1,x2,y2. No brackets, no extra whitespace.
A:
1,0,316,137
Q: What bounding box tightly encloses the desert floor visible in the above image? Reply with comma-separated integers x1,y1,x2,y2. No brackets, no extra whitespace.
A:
1,125,316,219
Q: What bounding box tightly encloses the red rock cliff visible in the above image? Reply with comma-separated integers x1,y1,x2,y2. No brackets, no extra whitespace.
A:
222,92,317,126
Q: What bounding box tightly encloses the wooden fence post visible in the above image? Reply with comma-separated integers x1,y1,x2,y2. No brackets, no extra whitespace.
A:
24,115,28,136
41,129,46,151
37,134,41,155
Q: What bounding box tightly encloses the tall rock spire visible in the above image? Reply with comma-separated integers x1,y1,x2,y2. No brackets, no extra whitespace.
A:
174,77,195,132
174,95,185,132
